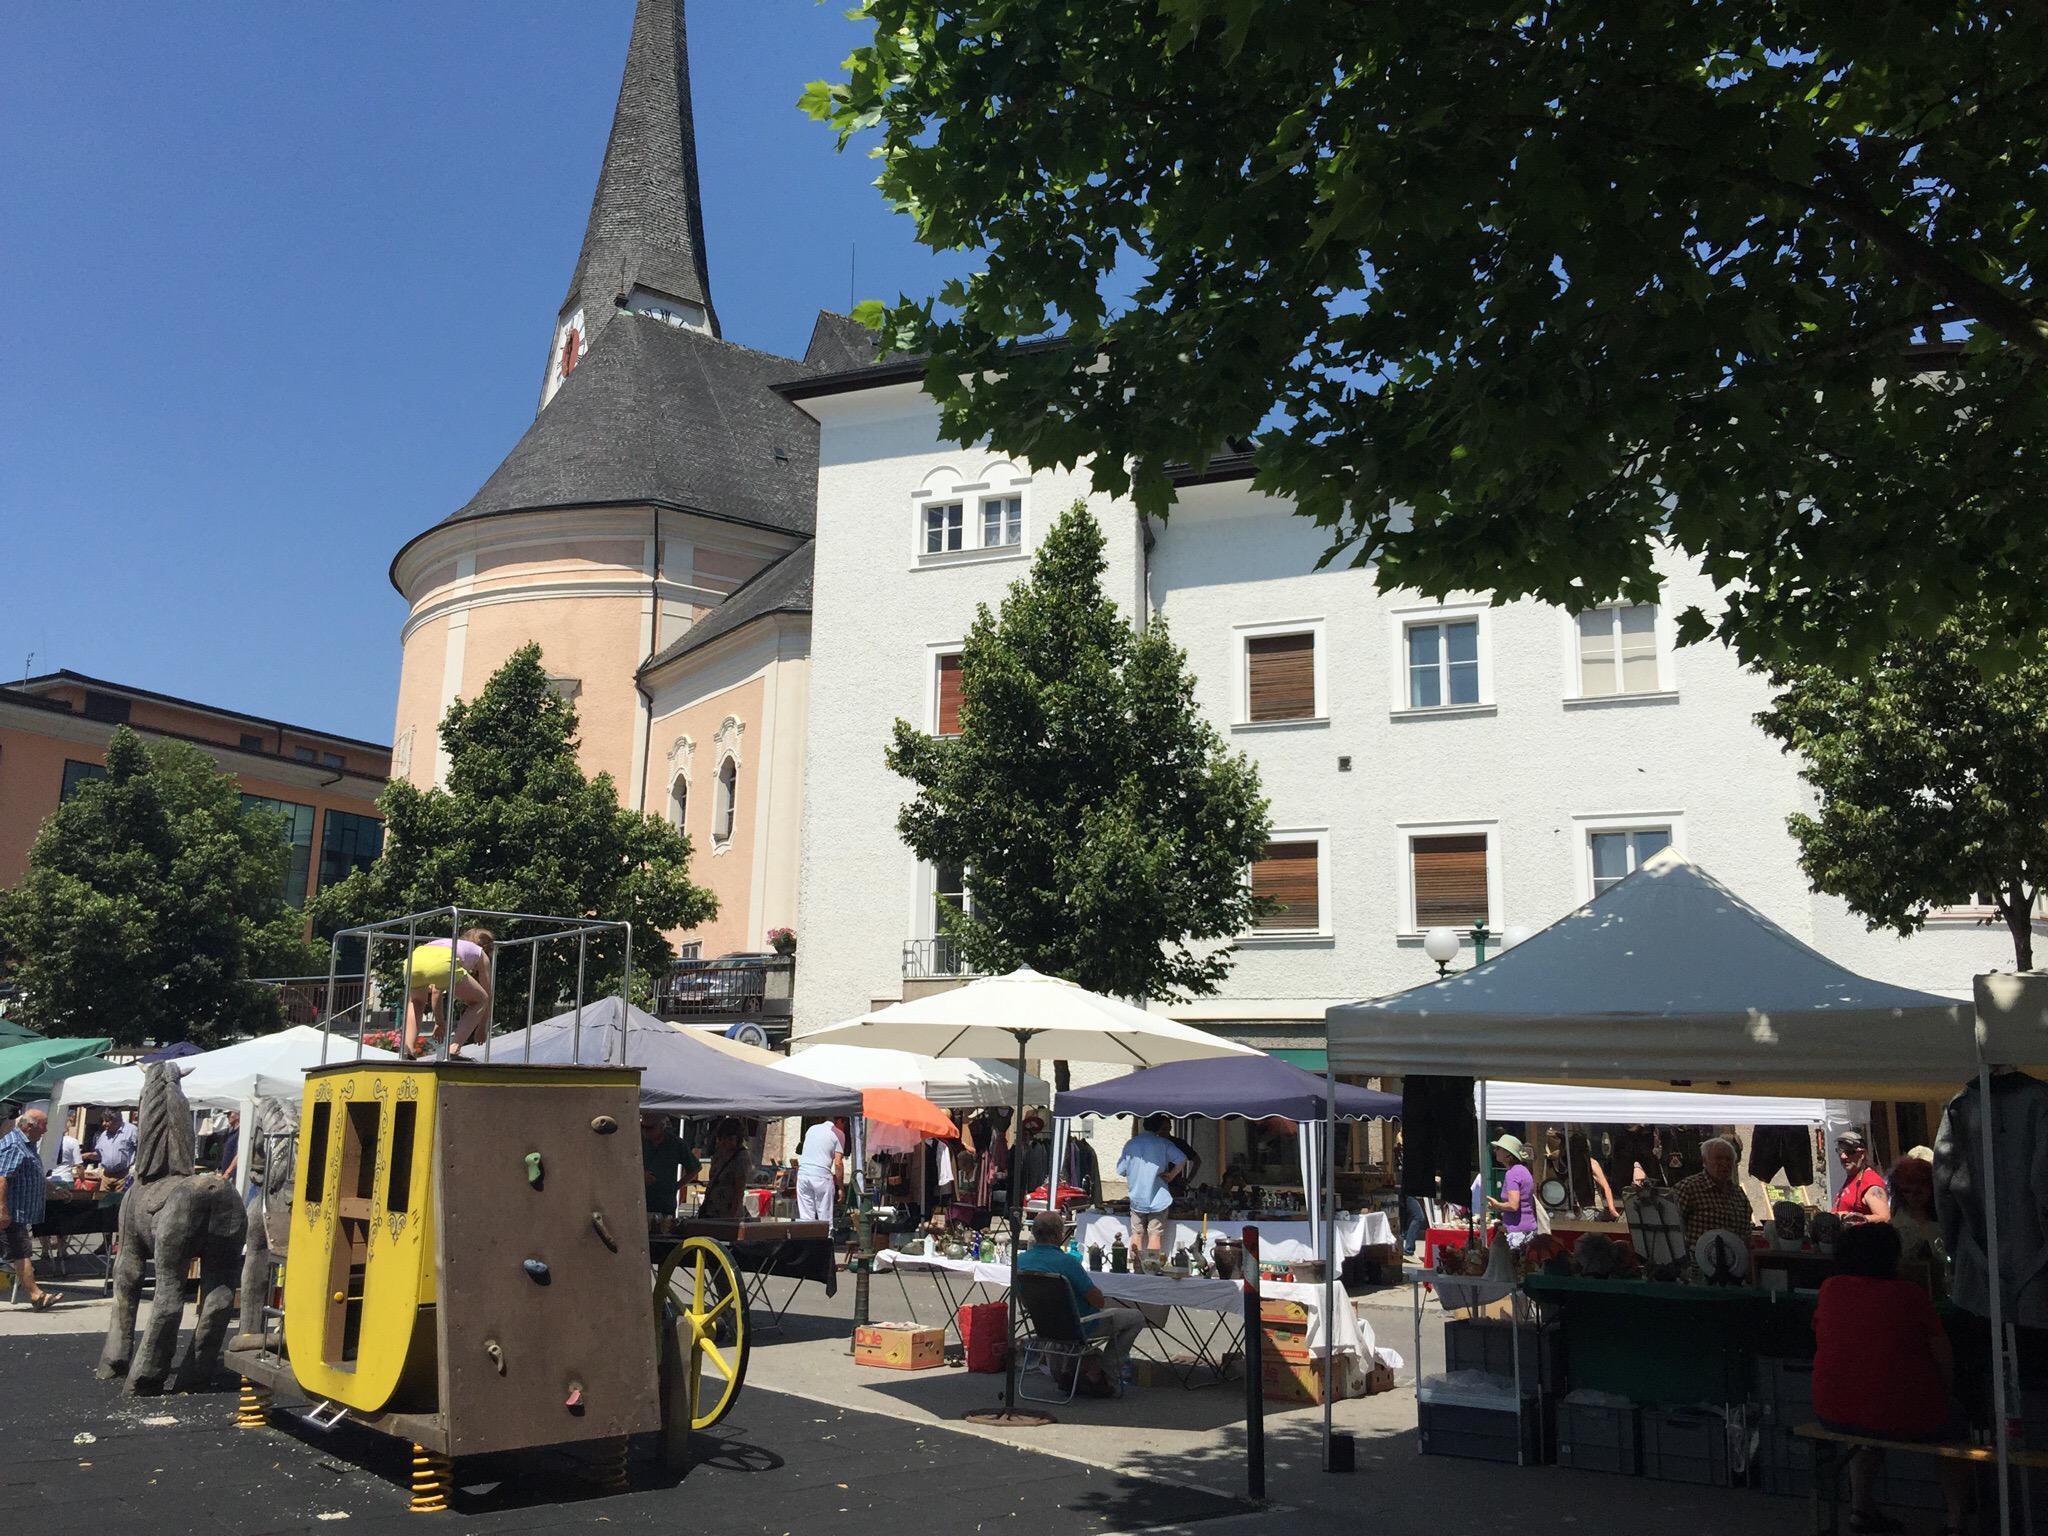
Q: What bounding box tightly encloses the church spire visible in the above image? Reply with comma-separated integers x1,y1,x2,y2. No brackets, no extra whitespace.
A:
541,0,719,408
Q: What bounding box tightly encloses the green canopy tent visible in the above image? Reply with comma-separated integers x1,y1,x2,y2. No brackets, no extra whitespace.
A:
0,1037,116,1106
0,1016,45,1047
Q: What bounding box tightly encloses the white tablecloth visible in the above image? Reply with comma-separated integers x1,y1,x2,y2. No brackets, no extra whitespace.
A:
874,1249,1379,1360
1072,1208,1394,1265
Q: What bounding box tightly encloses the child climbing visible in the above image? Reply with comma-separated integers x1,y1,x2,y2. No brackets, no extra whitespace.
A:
402,928,495,1059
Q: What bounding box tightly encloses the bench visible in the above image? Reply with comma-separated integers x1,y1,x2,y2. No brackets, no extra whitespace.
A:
1792,1422,2048,1535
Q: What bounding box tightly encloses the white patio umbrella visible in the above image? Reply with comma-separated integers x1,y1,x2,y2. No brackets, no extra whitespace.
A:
806,966,1256,1423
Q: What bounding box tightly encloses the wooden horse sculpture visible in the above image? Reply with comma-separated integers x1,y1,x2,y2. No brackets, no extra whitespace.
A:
99,1062,247,1392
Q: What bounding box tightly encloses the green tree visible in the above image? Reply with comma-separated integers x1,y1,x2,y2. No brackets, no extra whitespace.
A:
311,645,716,1011
886,506,1273,1034
0,728,318,1045
1756,610,2048,969
806,3,2048,669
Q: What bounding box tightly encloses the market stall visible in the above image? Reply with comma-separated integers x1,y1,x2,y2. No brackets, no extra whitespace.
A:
1325,850,2037,1526
1052,1054,1398,1267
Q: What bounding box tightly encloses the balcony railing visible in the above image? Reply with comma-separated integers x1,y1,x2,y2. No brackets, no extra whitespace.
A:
902,937,982,981
257,975,370,1028
654,956,794,1019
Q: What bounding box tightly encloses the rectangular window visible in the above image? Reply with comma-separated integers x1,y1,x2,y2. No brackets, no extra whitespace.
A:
923,502,964,555
81,691,130,724
294,746,317,763
934,653,963,736
1245,633,1317,723
1589,827,1671,895
1412,832,1489,928
239,733,264,752
60,760,107,800
1406,620,1480,709
981,496,1022,548
320,751,345,771
318,810,384,892
242,793,317,907
1577,604,1660,697
1251,841,1320,931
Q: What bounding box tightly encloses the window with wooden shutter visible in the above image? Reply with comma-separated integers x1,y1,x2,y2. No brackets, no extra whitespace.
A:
1246,632,1316,722
1412,833,1489,928
1252,841,1320,931
934,653,963,735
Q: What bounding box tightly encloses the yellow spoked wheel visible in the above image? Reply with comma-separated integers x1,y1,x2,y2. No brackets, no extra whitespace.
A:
654,1236,750,1435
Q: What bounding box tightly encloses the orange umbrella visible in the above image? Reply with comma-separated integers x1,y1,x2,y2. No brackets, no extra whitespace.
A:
862,1088,957,1140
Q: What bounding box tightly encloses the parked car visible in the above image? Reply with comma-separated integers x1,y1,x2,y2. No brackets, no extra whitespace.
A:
661,952,777,1013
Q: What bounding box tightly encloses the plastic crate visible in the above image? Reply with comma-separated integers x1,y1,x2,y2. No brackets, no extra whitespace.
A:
1754,1427,1813,1499
1555,1396,1639,1475
1417,1393,1552,1465
1639,1406,1732,1487
1751,1355,1816,1426
1443,1319,1564,1393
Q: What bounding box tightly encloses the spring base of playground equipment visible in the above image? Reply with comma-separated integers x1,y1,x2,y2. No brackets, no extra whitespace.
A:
409,1444,452,1514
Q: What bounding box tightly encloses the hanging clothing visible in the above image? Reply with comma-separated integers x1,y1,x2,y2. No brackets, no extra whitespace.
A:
1749,1124,1815,1187
1935,1071,2048,1328
1064,1136,1103,1206
1398,1075,1475,1202
1605,1125,1658,1191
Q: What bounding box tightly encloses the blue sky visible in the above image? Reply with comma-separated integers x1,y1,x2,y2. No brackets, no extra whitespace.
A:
0,2,969,743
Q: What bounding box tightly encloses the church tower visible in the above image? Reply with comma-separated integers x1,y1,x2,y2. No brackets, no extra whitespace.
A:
540,0,720,409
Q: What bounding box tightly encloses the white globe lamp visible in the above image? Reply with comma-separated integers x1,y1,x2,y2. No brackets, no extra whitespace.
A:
1423,926,1462,975
1500,924,1533,951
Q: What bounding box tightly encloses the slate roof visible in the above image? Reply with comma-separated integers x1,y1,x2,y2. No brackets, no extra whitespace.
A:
801,311,887,372
559,0,719,366
642,541,813,673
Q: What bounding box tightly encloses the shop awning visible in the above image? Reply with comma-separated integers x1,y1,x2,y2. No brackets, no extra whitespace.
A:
1479,1081,1832,1127
0,1036,114,1104
1327,849,1983,1096
1055,1054,1398,1121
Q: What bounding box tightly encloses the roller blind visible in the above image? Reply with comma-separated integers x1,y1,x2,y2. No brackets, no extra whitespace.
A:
1252,840,1320,930
935,653,963,735
1246,632,1316,722
1413,833,1489,928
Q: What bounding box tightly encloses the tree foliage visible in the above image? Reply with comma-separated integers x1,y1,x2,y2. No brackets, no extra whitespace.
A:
1756,609,2048,969
807,3,2048,668
886,504,1273,1005
311,645,716,1010
0,728,319,1045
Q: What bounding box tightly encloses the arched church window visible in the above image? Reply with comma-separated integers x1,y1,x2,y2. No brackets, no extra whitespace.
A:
669,775,687,831
714,757,738,845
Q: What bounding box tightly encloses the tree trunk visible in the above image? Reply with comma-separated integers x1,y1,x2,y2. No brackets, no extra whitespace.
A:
2007,890,2035,971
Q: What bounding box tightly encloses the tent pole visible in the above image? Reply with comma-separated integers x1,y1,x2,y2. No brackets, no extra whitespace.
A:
1979,1058,2013,1536
1473,1080,1489,1239
1001,1028,1029,1419
1322,1055,1338,1470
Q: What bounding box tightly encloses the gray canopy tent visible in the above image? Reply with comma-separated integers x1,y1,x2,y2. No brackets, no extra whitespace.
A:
1321,850,2035,1530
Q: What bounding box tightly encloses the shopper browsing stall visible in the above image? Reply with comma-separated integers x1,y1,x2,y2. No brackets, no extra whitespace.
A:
1674,1137,1755,1247
1484,1133,1538,1247
1833,1130,1891,1223
795,1116,845,1222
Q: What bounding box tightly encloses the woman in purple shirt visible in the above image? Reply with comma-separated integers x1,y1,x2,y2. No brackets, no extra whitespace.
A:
1486,1133,1540,1247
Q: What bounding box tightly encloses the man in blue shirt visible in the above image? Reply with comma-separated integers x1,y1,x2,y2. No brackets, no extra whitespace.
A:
1015,1212,1143,1395
1117,1114,1190,1263
0,1108,56,1310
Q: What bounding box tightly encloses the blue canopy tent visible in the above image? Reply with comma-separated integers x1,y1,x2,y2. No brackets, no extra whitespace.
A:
1052,1055,1399,1259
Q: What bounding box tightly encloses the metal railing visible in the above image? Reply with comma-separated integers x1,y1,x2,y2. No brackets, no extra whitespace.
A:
901,937,981,980
258,975,369,1028
653,955,793,1018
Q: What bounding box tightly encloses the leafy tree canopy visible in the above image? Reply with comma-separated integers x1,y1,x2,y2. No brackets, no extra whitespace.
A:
808,2,2048,668
0,728,319,1045
312,645,716,1011
886,504,1273,1003
1756,607,2048,969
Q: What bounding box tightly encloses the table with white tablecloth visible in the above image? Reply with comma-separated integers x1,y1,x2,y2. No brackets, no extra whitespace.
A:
873,1248,1383,1385
1070,1208,1394,1266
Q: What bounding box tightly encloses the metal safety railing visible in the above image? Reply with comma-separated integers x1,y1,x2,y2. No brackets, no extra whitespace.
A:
314,907,632,1069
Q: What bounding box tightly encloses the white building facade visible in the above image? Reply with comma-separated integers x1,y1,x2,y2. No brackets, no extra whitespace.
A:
786,370,2020,1058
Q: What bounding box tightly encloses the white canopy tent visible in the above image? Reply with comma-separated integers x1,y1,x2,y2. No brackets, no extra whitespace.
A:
1321,850,2031,1522
45,1026,402,1195
777,1042,1049,1109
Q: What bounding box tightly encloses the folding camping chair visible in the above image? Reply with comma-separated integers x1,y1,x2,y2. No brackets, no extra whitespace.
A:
1014,1270,1116,1405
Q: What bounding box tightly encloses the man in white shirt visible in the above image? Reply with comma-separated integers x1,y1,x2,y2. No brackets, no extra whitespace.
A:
795,1117,845,1223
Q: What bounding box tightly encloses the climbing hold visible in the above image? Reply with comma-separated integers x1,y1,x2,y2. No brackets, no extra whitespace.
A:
565,1383,585,1412
522,1258,551,1284
332,1291,346,1304
590,1210,618,1252
589,1115,618,1135
523,1151,543,1188
483,1340,505,1375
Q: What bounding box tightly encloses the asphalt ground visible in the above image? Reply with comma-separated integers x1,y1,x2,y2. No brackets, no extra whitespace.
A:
1,1331,1252,1536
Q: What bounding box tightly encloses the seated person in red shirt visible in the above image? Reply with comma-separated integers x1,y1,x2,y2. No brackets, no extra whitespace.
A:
1813,1221,1970,1534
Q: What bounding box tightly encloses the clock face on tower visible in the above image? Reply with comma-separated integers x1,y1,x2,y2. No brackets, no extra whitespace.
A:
544,309,588,405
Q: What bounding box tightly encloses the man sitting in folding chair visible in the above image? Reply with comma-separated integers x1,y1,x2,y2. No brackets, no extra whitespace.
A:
1015,1212,1145,1401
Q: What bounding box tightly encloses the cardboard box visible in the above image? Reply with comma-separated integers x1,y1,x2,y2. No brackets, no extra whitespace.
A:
1259,1298,1311,1327
1260,1327,1316,1364
854,1323,944,1371
1132,1354,1203,1388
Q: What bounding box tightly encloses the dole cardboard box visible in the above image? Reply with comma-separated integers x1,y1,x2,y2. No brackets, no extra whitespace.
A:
1260,1327,1317,1365
855,1323,945,1371
1259,1298,1311,1328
